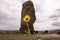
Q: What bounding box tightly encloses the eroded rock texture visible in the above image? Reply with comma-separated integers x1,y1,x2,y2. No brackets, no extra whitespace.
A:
20,1,36,34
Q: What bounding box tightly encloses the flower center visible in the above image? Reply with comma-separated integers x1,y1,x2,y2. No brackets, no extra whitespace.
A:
26,18,28,20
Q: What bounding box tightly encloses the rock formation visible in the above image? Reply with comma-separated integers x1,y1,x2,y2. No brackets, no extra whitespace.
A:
20,1,36,34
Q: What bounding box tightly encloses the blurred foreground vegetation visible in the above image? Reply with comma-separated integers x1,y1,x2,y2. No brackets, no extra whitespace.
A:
0,33,60,40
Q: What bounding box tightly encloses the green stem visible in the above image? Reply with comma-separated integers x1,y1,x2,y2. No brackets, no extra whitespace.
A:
26,23,31,35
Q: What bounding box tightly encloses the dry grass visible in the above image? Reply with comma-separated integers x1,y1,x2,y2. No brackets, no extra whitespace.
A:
0,33,40,40
0,33,60,40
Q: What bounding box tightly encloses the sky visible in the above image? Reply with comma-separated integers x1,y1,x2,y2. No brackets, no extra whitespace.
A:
0,0,60,31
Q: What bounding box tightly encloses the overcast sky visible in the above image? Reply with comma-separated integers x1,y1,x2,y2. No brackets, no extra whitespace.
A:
0,0,60,31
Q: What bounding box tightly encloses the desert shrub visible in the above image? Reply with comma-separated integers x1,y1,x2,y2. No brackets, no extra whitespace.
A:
57,32,60,34
45,30,48,34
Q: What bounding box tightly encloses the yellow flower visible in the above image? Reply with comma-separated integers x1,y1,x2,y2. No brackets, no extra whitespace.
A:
23,15,30,23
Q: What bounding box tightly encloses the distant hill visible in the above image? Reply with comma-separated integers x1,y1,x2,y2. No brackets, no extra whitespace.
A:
34,29,60,34
0,29,60,34
0,30,19,33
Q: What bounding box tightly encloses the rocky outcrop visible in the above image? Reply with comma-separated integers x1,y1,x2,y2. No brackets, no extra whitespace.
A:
20,1,36,34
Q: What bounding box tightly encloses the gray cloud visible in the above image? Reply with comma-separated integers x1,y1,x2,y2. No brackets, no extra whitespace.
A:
0,0,20,30
52,22,60,27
